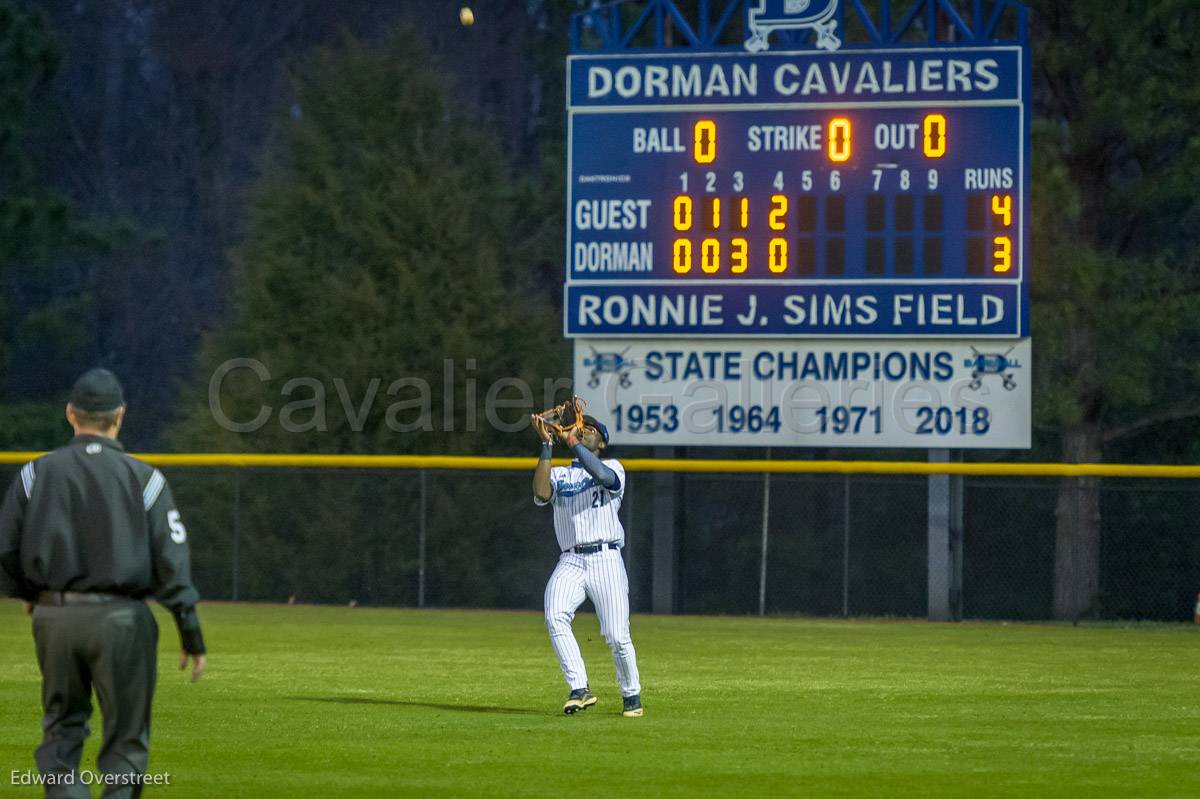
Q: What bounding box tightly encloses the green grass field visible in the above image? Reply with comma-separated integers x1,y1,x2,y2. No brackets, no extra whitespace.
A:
1,602,1197,798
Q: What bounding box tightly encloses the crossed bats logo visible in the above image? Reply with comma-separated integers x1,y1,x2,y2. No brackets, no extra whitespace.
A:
582,347,646,389
745,0,842,53
965,346,1021,391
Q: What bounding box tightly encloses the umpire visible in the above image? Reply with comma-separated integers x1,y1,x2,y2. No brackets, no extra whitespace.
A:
0,368,206,798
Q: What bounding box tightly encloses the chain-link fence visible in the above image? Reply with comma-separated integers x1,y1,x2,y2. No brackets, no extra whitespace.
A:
3,463,1197,621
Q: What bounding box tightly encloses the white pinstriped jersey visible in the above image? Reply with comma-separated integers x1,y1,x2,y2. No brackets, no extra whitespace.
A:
535,459,626,550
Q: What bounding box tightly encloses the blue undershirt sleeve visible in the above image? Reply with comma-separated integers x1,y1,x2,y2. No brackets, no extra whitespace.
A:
570,444,620,491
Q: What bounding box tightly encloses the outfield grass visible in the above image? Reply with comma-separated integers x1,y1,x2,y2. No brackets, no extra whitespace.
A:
1,602,1197,797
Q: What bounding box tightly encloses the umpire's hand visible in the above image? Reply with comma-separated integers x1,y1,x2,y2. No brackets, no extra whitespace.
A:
180,650,206,683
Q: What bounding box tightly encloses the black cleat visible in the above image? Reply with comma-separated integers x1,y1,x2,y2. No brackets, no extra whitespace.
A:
622,694,643,717
563,687,597,715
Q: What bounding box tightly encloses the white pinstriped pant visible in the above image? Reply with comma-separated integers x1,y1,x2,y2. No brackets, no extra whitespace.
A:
544,549,641,697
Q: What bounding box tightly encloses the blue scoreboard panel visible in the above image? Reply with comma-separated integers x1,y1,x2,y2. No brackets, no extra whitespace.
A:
565,48,1030,338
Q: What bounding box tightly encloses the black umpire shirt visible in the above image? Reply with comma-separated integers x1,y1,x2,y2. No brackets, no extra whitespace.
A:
0,434,205,654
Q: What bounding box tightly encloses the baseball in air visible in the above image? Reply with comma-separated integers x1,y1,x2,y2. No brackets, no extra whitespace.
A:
460,6,474,26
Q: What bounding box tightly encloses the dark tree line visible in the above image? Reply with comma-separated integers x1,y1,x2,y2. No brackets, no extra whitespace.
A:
1028,0,1200,617
2,1,1198,618
3,0,576,446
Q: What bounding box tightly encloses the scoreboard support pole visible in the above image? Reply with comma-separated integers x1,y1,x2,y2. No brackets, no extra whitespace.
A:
927,449,964,621
652,446,678,614
757,447,772,617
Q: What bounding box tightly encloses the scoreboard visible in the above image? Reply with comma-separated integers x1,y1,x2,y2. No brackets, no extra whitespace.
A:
565,30,1032,448
565,48,1029,339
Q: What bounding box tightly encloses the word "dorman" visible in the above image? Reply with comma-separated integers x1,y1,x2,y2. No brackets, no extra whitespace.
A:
586,58,1000,100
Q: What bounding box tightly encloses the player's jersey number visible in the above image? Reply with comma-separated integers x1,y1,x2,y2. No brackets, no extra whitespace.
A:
167,509,188,544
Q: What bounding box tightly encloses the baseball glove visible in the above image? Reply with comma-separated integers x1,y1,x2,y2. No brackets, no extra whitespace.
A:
533,396,587,440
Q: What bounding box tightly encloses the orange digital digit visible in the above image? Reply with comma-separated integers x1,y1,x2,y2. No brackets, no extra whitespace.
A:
992,194,1012,227
738,197,750,230
828,118,851,162
923,114,947,158
701,239,720,274
673,239,693,274
731,237,748,273
693,120,716,164
769,194,788,231
768,238,788,273
992,236,1012,273
708,197,721,230
673,196,693,231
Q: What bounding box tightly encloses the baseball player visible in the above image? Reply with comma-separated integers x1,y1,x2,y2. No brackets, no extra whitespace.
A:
531,413,642,717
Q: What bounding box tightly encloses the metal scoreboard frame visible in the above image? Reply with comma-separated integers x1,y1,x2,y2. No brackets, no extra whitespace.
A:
565,0,1031,449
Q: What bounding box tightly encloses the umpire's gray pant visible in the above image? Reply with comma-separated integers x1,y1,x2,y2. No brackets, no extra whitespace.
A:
32,600,158,799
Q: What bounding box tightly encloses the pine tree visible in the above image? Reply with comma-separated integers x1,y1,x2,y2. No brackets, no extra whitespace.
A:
171,29,567,605
1031,1,1200,618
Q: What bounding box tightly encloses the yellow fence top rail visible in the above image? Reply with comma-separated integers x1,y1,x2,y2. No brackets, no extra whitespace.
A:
1,451,1199,478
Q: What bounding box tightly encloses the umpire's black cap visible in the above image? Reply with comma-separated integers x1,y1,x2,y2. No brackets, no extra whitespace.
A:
70,368,126,412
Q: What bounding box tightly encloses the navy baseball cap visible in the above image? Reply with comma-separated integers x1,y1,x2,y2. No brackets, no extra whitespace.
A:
582,414,609,445
69,368,125,412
